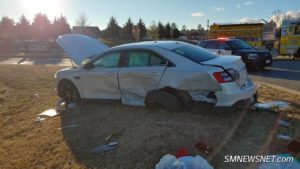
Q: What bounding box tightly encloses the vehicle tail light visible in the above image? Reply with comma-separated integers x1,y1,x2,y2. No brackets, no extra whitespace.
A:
213,71,234,83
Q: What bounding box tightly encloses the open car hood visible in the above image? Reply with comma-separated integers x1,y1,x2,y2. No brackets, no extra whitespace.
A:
56,34,109,65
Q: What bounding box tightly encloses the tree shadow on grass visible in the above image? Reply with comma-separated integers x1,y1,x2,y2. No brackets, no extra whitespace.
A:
59,100,250,169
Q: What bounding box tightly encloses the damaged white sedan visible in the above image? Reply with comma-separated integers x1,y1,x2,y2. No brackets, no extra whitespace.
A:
55,34,256,110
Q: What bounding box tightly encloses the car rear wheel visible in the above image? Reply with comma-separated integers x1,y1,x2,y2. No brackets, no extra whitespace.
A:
294,48,300,60
58,80,81,104
145,90,183,111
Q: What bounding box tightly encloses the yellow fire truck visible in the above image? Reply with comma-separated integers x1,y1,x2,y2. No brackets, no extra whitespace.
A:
209,22,276,50
280,19,300,58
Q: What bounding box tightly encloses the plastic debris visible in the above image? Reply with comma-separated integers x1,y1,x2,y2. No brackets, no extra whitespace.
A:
56,99,66,112
175,147,189,158
155,154,214,169
59,124,79,130
36,109,60,122
254,101,290,109
35,116,46,122
90,142,118,154
105,134,112,141
39,109,60,117
108,141,118,146
276,134,292,140
279,119,291,127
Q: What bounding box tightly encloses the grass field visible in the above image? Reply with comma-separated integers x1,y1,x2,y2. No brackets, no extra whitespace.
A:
0,65,299,169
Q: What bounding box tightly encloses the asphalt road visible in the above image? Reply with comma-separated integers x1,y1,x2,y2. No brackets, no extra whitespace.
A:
249,60,300,92
0,57,299,92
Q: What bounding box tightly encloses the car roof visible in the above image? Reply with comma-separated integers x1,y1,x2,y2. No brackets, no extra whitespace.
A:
111,41,189,51
200,39,240,42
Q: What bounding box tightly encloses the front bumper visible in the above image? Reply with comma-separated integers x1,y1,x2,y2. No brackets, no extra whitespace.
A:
215,80,256,106
243,56,272,68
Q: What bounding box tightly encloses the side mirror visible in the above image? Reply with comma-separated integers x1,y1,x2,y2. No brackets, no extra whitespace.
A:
166,60,173,67
84,62,94,69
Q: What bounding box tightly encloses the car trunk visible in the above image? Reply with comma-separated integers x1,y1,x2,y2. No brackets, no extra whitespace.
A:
202,55,248,87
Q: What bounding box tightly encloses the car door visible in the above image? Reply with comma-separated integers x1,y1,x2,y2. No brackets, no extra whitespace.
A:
79,52,121,99
218,41,232,55
118,49,168,105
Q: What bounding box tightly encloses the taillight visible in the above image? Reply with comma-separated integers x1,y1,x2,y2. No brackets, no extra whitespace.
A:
213,71,234,83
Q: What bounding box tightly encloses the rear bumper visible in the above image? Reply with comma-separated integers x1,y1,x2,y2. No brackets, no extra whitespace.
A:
215,79,256,106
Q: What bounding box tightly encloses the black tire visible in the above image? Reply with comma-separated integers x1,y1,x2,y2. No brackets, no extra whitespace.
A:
145,90,183,111
58,80,81,104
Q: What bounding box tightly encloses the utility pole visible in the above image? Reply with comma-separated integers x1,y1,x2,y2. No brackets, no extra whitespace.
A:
206,19,210,40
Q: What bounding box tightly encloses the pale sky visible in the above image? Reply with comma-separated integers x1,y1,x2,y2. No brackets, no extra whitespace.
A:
0,0,299,30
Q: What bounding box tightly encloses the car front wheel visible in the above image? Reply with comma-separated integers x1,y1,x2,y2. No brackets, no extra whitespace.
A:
58,80,81,104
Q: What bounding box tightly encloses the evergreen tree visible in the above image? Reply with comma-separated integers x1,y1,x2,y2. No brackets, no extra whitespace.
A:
158,21,165,39
105,16,121,40
164,23,171,39
122,17,134,39
52,15,71,39
32,13,51,41
16,15,31,41
137,18,147,39
171,23,180,39
0,16,15,41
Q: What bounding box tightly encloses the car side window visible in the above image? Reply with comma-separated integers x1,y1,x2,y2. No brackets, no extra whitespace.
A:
93,52,120,68
219,41,231,50
206,41,219,49
149,53,167,66
127,51,167,67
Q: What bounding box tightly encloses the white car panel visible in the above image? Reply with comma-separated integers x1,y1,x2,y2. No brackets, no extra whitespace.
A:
79,67,121,99
118,66,166,106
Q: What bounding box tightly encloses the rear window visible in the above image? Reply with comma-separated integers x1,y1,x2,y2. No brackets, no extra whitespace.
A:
206,41,219,49
172,44,218,63
198,41,208,47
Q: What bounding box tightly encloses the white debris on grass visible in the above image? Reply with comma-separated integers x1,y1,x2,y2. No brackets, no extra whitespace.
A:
278,119,291,127
276,134,292,140
59,124,79,130
35,117,46,122
36,109,60,122
39,109,60,117
254,101,291,109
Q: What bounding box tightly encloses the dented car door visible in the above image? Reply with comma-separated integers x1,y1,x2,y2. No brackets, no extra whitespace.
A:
118,50,168,105
80,52,121,99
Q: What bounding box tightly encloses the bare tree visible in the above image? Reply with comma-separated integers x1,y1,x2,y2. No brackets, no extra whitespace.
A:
76,13,89,27
273,9,283,28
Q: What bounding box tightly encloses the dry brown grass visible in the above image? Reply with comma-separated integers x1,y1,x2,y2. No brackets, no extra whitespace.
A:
0,65,296,169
